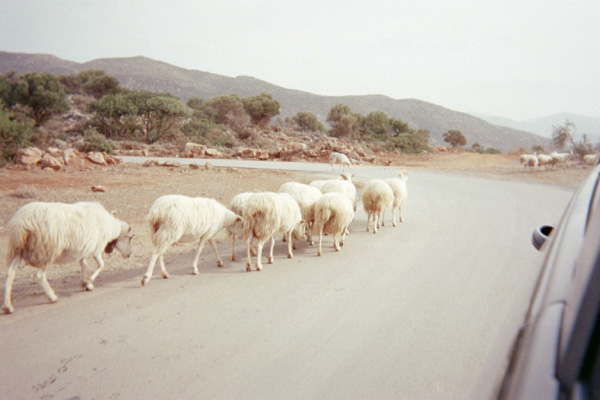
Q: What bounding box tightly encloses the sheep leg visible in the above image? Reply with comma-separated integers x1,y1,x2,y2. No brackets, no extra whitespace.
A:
86,255,106,291
340,226,348,246
255,240,266,271
231,237,236,261
307,222,314,246
268,237,275,264
373,213,379,234
286,231,294,258
208,239,224,267
333,233,341,251
192,237,209,275
79,258,96,291
391,208,397,227
142,252,162,286
37,269,58,303
246,237,253,272
159,255,169,279
2,256,21,314
366,213,372,232
318,229,323,256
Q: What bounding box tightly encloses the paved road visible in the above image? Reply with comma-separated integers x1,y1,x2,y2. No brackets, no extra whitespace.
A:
0,159,575,399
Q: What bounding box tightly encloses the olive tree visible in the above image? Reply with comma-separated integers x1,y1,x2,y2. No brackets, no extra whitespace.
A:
242,93,280,127
15,72,69,125
443,129,467,148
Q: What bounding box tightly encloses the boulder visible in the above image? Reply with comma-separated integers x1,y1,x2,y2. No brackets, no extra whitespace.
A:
16,147,43,166
87,152,107,166
183,142,206,158
39,154,64,171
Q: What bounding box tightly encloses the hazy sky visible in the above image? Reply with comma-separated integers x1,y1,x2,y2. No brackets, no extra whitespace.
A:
1,0,598,121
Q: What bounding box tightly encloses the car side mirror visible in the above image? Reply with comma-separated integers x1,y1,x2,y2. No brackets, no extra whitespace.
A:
532,225,554,251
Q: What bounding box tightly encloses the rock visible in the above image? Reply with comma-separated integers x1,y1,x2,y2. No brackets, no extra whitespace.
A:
87,152,107,166
183,142,206,158
39,154,64,171
189,163,201,170
205,148,223,158
16,147,43,166
205,162,214,171
62,148,79,165
105,155,123,165
160,160,180,168
91,185,106,193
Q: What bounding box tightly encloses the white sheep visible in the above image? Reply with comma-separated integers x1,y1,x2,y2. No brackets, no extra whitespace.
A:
520,153,538,169
329,151,352,172
384,170,408,226
311,173,357,211
242,192,304,271
141,195,242,286
583,153,599,166
362,179,394,234
536,154,553,170
550,151,572,168
312,193,355,256
2,201,133,314
278,181,322,245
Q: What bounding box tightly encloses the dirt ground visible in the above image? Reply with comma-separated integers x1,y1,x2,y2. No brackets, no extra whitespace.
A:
0,152,591,306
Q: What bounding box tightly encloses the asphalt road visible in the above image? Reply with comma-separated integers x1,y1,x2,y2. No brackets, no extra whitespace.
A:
0,160,575,399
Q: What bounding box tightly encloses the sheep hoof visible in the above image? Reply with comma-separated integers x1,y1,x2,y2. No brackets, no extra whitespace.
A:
192,269,199,276
256,265,263,271
268,257,274,264
246,263,252,272
162,272,170,279
2,304,14,314
141,276,149,286
49,295,58,303
287,253,293,259
393,222,397,227
84,283,95,291
317,251,322,256
217,260,224,268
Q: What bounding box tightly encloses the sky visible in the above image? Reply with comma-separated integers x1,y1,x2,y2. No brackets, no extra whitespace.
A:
1,0,598,121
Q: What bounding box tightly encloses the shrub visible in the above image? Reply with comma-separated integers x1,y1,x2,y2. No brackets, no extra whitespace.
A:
77,127,115,154
0,106,34,164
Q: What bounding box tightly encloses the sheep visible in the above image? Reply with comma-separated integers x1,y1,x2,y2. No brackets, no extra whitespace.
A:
536,154,553,170
550,151,572,168
311,173,357,211
2,201,133,314
229,192,253,261
520,153,538,169
278,181,322,245
141,195,242,286
242,192,305,272
384,170,408,226
362,179,394,234
312,193,355,256
583,153,599,166
329,151,352,172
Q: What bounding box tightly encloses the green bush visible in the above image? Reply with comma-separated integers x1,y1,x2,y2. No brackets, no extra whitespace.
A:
77,127,115,154
0,106,34,164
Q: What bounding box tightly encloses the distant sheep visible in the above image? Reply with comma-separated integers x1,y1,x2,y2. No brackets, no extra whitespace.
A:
312,193,355,256
2,201,133,314
520,153,538,169
536,154,553,169
550,151,572,168
329,152,352,172
362,179,394,234
278,181,322,245
384,170,408,226
141,195,242,286
583,153,599,166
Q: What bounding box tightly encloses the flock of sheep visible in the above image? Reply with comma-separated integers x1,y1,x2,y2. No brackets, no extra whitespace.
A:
519,151,599,169
1,156,409,314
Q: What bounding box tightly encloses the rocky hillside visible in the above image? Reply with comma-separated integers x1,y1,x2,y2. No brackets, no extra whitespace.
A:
0,51,550,153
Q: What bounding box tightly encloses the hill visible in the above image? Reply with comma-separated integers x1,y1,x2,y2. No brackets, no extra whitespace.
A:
0,51,550,153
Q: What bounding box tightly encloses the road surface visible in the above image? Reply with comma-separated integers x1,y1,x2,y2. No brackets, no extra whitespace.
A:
0,160,575,399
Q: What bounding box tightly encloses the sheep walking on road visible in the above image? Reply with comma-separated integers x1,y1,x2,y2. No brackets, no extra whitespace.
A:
242,192,304,271
229,192,253,261
2,201,133,314
312,193,355,256
311,173,357,211
278,181,322,246
142,195,242,286
385,170,408,226
362,179,394,234
329,152,352,172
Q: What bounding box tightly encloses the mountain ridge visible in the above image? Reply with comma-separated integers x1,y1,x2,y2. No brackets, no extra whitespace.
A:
0,51,551,152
